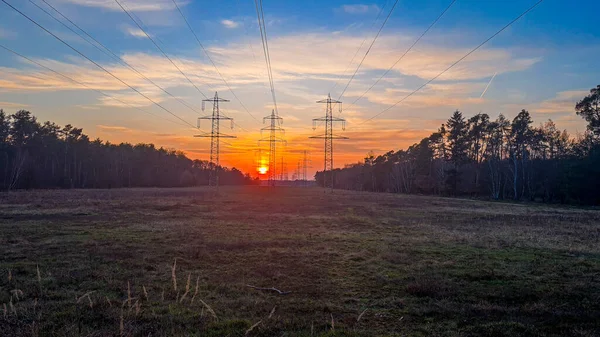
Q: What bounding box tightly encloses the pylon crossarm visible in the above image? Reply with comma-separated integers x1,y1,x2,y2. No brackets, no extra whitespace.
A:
258,137,285,142
202,98,230,103
316,99,342,104
216,133,237,138
261,125,285,131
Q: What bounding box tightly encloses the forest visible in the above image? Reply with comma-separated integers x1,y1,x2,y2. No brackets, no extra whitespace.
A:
317,85,600,205
0,109,255,190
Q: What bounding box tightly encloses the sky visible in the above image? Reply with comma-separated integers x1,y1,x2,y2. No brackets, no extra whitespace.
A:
0,0,599,178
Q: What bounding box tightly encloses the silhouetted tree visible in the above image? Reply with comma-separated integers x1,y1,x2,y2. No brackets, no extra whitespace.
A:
0,110,256,190
576,85,600,136
317,85,600,205
446,110,469,194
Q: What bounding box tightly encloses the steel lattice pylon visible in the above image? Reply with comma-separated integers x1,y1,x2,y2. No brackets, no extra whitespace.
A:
310,94,348,190
302,150,312,187
194,92,235,188
259,109,286,186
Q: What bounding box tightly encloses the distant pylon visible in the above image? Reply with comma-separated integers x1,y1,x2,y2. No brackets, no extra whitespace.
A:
302,150,312,187
195,92,235,188
310,94,348,190
259,109,285,186
280,156,289,181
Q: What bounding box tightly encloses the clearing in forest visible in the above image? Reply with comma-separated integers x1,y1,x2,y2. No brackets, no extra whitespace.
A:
1,187,599,336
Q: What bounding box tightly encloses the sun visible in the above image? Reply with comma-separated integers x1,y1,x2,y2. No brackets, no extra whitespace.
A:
258,167,268,175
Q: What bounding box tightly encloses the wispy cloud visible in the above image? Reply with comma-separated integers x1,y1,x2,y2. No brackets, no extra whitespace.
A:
340,4,380,14
221,19,240,29
532,90,587,114
0,27,17,40
59,0,189,12
97,124,134,132
0,101,28,109
0,29,544,148
123,25,149,39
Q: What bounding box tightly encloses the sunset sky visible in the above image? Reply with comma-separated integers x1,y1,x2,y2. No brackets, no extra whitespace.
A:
0,0,598,178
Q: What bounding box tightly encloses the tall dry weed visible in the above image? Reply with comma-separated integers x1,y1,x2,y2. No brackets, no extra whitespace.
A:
171,259,177,292
245,320,262,335
127,281,132,310
199,299,218,321
357,309,367,322
179,273,191,303
191,276,199,304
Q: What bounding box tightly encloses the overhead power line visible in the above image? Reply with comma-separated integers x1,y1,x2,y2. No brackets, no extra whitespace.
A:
348,0,457,107
113,0,210,100
355,0,544,127
337,0,400,101
254,0,279,116
0,43,191,128
170,0,260,124
330,0,389,94
1,0,197,128
31,0,204,116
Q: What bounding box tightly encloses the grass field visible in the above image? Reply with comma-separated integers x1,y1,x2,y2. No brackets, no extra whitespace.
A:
1,187,599,336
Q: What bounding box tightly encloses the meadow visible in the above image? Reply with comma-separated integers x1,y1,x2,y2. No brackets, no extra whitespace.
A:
0,187,599,336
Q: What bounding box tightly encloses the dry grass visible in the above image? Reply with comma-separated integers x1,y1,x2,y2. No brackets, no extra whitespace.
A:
0,186,599,336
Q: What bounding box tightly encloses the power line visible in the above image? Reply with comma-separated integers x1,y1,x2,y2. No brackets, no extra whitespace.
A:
35,0,249,135
355,0,544,127
32,0,205,116
330,0,389,94
29,0,110,62
1,0,197,128
236,0,258,65
218,109,251,133
348,0,457,107
0,43,191,129
171,0,260,124
113,0,210,100
236,0,271,109
254,0,279,116
336,0,400,101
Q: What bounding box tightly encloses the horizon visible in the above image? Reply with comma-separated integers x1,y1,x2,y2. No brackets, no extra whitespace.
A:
0,0,598,178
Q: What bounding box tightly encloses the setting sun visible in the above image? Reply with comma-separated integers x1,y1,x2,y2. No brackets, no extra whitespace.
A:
258,167,268,175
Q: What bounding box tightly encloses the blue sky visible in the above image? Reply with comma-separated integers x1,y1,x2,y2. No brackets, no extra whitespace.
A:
0,0,598,175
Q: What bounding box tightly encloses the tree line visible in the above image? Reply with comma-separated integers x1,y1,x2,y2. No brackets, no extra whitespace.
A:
0,110,256,190
317,85,600,205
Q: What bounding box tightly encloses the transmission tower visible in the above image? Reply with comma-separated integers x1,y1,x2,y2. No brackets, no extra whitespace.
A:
310,94,348,190
280,156,289,181
195,92,235,188
259,109,285,186
302,150,312,187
